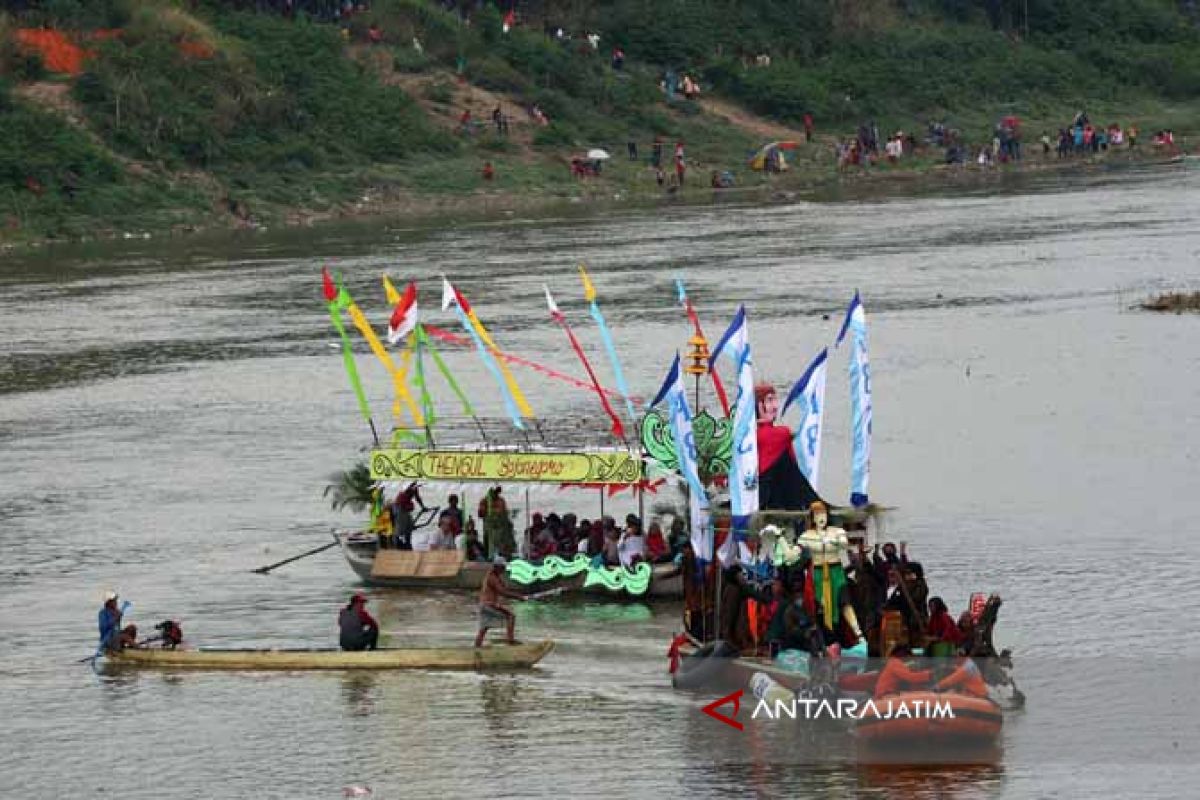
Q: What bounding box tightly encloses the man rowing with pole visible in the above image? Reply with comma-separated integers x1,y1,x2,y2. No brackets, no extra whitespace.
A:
475,556,528,647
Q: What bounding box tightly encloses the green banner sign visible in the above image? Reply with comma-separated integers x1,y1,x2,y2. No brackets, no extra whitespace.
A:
370,449,643,485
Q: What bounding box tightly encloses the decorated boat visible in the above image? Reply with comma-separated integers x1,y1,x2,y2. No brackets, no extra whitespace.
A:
651,288,1023,746
317,267,725,600
104,640,554,671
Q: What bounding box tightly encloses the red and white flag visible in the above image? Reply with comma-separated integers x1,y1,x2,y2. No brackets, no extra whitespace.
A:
387,282,419,344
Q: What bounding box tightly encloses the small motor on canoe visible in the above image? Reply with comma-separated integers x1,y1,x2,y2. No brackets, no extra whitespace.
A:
153,620,183,649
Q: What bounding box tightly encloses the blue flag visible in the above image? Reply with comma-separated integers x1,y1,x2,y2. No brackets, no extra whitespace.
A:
782,347,828,491
836,292,871,507
710,306,759,566
649,353,711,560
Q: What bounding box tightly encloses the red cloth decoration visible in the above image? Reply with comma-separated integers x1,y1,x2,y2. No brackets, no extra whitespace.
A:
548,299,625,440
757,421,794,475
321,266,337,302
802,566,816,619
667,633,690,674
423,324,639,403
558,478,664,495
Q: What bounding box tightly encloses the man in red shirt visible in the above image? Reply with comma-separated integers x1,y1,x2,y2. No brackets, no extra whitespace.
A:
390,482,425,549
339,593,379,651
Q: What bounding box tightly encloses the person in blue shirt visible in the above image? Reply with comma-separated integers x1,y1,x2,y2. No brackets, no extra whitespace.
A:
98,591,123,651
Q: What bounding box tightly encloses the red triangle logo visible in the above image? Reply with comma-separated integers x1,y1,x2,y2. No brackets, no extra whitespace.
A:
701,689,744,731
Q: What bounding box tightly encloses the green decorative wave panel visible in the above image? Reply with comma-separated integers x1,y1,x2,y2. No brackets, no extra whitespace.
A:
583,562,652,595
506,554,591,585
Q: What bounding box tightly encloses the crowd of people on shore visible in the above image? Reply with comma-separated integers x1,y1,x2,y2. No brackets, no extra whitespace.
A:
836,110,1179,171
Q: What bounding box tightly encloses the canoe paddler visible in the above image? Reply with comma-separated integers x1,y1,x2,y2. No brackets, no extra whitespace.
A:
475,556,526,647
98,590,123,651
339,593,379,651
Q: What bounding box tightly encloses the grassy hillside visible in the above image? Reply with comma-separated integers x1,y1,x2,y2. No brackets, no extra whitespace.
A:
1,0,1197,241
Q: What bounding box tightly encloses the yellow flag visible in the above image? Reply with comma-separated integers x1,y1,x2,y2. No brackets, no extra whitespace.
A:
579,264,597,303
347,302,424,427
382,274,402,306
468,310,534,418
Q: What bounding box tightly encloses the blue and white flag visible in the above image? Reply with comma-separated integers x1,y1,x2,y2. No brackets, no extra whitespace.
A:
648,353,711,560
836,292,871,507
710,306,759,566
781,347,828,491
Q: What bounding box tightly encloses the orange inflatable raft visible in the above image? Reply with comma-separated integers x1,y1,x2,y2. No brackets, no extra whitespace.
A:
853,691,1003,743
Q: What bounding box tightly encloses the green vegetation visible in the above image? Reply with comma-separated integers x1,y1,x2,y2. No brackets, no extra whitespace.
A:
0,0,1197,242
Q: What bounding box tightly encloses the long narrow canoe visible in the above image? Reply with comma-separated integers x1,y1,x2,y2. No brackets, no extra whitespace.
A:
105,640,554,671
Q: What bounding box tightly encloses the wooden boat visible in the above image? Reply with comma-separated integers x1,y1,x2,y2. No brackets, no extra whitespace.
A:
337,531,491,589
340,532,683,598
105,639,554,671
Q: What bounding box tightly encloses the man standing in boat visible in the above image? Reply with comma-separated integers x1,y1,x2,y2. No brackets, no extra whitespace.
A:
475,556,526,647
390,482,426,550
479,486,515,558
339,593,379,651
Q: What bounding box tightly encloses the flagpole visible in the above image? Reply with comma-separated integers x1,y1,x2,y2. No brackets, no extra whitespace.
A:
323,268,381,445
415,335,435,448
677,278,730,416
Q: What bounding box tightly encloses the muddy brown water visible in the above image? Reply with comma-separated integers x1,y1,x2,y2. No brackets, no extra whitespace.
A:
2,160,1199,798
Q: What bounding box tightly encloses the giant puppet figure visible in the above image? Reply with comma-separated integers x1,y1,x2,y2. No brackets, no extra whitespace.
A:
797,500,864,640
755,385,861,640
755,384,821,510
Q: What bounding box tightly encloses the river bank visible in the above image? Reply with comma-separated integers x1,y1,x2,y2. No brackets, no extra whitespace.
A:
3,143,1191,252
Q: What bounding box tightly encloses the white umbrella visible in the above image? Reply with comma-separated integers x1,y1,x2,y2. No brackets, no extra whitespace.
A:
586,148,611,160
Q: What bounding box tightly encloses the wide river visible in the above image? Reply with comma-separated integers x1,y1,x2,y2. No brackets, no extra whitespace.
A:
2,162,1199,799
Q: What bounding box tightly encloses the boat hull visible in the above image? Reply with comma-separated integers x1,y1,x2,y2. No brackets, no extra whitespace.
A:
672,642,810,692
854,691,1002,743
340,533,682,597
105,640,554,671
338,533,490,589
